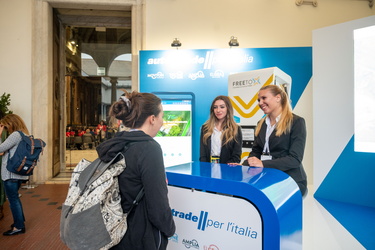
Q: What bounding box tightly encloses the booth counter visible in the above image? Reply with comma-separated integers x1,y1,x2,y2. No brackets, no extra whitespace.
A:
165,161,302,250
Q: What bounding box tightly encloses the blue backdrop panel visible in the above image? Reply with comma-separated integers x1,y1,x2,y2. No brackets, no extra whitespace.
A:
315,136,375,207
139,47,312,162
315,136,375,249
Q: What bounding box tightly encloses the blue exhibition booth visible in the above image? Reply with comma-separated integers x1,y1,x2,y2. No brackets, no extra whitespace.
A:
139,47,311,249
165,162,302,249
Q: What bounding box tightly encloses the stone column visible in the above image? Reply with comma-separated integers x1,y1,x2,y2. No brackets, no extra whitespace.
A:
110,77,118,104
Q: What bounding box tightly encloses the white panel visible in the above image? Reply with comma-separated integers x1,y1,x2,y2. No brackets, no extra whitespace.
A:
293,78,313,187
312,15,375,189
354,25,375,153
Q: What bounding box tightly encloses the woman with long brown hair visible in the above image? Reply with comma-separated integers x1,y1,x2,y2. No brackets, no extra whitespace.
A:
200,95,242,164
0,114,30,235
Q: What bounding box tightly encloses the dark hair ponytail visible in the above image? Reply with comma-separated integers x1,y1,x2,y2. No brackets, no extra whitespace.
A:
109,91,161,129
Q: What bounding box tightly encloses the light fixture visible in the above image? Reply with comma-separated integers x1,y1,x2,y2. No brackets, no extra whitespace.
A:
70,38,78,47
70,39,78,47
229,36,239,47
171,38,182,48
295,0,318,7
361,0,373,8
69,28,78,47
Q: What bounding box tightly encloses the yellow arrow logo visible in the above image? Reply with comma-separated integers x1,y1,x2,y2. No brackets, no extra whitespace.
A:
230,75,273,118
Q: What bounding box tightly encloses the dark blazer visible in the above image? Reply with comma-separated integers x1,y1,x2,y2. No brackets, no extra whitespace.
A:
244,114,307,196
200,126,242,164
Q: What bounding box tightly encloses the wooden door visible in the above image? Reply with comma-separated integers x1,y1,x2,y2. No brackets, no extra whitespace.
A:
52,10,62,177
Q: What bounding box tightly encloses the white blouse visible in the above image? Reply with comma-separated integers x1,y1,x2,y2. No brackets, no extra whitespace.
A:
211,126,222,157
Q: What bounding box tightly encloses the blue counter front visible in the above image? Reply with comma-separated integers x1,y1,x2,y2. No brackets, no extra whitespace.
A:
165,161,302,250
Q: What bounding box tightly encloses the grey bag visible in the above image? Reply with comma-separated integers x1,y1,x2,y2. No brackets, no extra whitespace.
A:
60,152,144,250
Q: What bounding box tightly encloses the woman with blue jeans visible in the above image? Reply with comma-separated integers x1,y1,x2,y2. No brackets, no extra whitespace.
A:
0,114,29,236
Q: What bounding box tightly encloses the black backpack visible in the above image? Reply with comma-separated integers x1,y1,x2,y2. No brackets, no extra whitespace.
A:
6,131,46,176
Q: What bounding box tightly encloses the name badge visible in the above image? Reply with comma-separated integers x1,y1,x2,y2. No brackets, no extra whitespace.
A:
211,156,220,163
261,155,272,161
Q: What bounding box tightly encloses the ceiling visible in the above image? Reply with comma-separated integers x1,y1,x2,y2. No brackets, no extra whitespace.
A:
56,8,132,45
55,8,132,83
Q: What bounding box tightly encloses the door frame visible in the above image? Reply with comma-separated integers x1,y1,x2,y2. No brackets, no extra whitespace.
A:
32,0,144,183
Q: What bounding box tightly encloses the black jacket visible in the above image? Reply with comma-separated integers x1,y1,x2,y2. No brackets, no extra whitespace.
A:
199,125,243,164
244,114,307,196
96,131,176,250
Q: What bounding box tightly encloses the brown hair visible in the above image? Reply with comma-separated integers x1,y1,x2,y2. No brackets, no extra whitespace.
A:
202,95,239,145
255,85,293,137
0,114,29,135
109,91,162,129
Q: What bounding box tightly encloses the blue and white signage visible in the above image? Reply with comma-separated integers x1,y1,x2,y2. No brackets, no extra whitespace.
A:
167,186,262,249
140,48,312,162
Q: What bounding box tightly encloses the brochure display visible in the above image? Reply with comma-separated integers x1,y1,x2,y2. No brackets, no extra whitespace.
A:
166,161,302,250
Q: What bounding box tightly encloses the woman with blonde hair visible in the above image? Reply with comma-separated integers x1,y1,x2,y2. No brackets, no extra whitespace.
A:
0,114,30,235
200,95,242,164
244,85,308,196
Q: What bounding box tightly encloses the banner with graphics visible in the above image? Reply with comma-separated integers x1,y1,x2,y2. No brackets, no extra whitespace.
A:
167,186,262,249
140,48,312,162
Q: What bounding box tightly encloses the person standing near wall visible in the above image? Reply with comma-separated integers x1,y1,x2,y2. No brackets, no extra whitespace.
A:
243,85,308,197
200,95,242,164
0,110,8,220
96,91,175,249
0,114,30,235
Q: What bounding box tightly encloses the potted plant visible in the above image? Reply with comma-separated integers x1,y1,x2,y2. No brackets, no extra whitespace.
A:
0,92,13,116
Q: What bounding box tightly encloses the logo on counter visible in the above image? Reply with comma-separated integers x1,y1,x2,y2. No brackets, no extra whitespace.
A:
204,244,220,250
182,239,199,249
171,208,258,239
169,233,178,243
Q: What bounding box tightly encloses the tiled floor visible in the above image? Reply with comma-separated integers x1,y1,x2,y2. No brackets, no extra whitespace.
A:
0,184,69,250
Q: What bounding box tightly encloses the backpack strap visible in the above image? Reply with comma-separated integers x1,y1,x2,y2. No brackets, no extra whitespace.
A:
128,187,145,214
79,152,124,192
80,141,137,192
17,131,35,154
